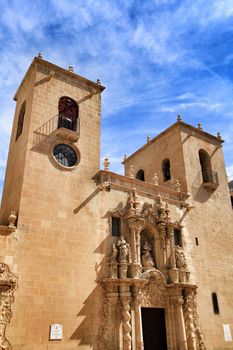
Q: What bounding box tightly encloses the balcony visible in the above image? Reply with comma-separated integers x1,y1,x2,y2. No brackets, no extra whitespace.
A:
34,114,80,145
201,169,219,190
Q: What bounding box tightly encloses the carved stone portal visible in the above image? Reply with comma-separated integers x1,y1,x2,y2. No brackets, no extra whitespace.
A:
100,194,206,350
0,263,17,350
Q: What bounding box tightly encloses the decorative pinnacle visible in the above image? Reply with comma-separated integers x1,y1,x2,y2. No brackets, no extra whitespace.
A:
68,66,74,72
198,123,203,130
175,179,181,192
97,79,101,85
103,158,110,171
177,114,182,122
147,135,151,143
124,154,127,161
217,132,222,140
38,52,42,59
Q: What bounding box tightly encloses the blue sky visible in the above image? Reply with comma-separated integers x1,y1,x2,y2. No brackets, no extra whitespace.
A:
1,0,233,200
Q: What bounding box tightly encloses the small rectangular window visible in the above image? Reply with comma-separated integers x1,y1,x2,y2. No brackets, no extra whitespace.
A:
112,217,121,237
212,292,220,314
195,237,199,246
174,229,182,246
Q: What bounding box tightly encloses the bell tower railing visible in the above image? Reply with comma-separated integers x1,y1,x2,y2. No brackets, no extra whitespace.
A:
34,114,80,144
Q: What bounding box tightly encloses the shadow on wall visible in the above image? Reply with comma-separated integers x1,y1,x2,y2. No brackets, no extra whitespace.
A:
70,232,118,349
191,172,214,203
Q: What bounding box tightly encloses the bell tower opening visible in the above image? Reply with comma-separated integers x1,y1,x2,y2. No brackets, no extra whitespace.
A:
141,307,168,350
58,96,79,131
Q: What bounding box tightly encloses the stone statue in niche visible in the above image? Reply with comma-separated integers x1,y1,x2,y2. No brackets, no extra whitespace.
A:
175,245,187,269
141,240,155,271
117,237,129,264
110,243,118,263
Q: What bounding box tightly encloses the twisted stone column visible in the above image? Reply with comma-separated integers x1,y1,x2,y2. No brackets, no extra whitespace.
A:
121,298,132,350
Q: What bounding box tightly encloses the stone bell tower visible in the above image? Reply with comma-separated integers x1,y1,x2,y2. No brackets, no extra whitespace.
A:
0,55,104,225
0,55,105,349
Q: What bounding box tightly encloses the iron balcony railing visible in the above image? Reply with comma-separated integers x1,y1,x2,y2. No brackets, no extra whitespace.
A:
202,168,219,185
34,114,80,144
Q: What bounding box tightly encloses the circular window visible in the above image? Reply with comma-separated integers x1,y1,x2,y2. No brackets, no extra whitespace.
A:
53,143,78,168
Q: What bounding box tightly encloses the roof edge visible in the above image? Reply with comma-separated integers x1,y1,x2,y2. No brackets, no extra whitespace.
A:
14,56,105,101
123,121,224,164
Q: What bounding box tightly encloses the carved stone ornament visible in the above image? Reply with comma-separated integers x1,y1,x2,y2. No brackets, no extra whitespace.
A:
110,243,118,263
175,245,187,269
141,203,156,224
141,240,155,271
98,293,119,350
117,237,129,264
0,211,17,236
140,270,168,308
183,288,206,350
0,263,17,350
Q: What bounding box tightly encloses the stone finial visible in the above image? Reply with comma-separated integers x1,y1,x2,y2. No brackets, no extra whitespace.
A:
128,165,135,178
147,135,151,143
38,52,42,59
8,211,17,228
152,173,159,186
68,66,74,72
217,132,222,140
175,179,181,192
97,79,101,85
177,114,182,122
124,154,127,161
198,123,203,130
103,158,110,171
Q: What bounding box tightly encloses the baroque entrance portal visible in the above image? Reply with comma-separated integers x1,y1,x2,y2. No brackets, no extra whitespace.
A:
98,191,206,350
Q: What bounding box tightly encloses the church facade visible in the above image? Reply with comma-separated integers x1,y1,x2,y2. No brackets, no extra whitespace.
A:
0,56,233,350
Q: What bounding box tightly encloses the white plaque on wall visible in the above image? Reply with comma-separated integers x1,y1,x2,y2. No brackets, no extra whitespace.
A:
50,324,63,340
223,324,232,342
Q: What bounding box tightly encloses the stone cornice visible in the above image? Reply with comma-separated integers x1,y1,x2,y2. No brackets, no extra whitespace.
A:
123,121,224,164
14,56,105,101
94,170,191,207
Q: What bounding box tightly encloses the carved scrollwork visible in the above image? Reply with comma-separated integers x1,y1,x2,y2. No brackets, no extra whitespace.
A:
141,203,157,224
98,293,119,350
184,289,206,350
140,270,168,308
0,263,17,350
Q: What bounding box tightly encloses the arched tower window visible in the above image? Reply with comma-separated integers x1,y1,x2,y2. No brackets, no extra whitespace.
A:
15,101,26,141
162,158,171,182
58,96,79,131
136,169,145,181
199,149,212,183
